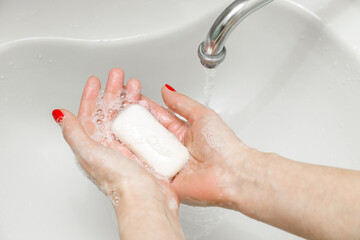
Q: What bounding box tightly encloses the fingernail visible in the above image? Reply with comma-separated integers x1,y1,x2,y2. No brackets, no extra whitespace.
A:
165,84,176,92
52,109,64,123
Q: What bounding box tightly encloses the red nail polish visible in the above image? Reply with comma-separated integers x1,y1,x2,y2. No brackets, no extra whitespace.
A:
52,109,64,123
165,84,176,92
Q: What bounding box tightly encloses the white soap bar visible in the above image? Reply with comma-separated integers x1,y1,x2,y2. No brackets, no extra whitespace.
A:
111,104,190,178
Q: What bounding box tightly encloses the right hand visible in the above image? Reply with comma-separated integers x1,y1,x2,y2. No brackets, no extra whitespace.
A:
55,70,180,213
142,85,251,207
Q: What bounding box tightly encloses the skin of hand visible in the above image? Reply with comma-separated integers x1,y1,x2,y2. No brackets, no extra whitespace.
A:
53,67,360,240
141,86,249,206
53,68,184,240
144,85,360,240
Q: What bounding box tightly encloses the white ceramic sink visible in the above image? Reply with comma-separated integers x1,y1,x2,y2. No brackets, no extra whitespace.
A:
1,0,359,239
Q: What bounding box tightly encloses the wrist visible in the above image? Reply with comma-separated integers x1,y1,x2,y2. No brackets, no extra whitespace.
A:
112,179,179,217
218,144,268,211
113,183,183,240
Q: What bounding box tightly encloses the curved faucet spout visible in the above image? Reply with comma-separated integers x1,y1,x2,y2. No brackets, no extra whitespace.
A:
198,0,274,68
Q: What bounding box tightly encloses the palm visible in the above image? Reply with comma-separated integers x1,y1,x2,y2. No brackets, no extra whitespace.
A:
72,69,179,201
141,93,236,205
78,69,144,160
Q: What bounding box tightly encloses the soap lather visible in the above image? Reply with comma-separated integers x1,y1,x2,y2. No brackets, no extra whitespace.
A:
111,104,190,178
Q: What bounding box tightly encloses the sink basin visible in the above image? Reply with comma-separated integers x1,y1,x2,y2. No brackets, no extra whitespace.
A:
0,0,359,239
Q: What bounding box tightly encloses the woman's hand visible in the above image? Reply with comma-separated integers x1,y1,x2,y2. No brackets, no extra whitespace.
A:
147,85,360,240
53,69,184,240
141,85,251,207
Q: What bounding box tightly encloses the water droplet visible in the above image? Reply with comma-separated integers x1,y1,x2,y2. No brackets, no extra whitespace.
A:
0,75,5,80
48,59,53,64
332,61,338,67
8,61,14,67
37,54,43,60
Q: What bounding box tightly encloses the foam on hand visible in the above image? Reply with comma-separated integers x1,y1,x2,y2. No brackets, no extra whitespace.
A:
111,104,190,178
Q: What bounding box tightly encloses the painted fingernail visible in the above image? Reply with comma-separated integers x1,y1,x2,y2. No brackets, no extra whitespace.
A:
165,84,176,92
52,109,64,123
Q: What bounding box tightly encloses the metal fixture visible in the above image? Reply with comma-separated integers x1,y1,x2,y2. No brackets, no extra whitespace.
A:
198,0,274,68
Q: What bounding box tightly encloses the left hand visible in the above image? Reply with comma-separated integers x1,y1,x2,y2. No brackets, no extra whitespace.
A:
53,68,178,210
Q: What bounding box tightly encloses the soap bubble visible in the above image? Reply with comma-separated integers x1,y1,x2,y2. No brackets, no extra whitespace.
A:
87,89,155,162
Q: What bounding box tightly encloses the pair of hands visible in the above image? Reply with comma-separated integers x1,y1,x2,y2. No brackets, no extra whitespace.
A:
54,68,245,211
54,68,360,240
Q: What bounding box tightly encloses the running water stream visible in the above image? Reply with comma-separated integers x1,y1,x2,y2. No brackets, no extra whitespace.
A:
178,67,223,240
203,67,217,107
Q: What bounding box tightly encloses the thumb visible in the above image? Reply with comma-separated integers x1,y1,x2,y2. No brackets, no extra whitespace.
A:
52,109,95,157
161,85,210,124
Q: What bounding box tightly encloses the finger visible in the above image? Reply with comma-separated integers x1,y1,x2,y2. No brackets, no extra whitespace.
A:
125,78,142,103
78,76,101,118
161,85,208,124
104,68,125,107
56,109,119,186
141,95,186,129
58,109,97,162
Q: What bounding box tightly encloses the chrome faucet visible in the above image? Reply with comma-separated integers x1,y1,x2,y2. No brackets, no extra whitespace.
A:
198,0,274,68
